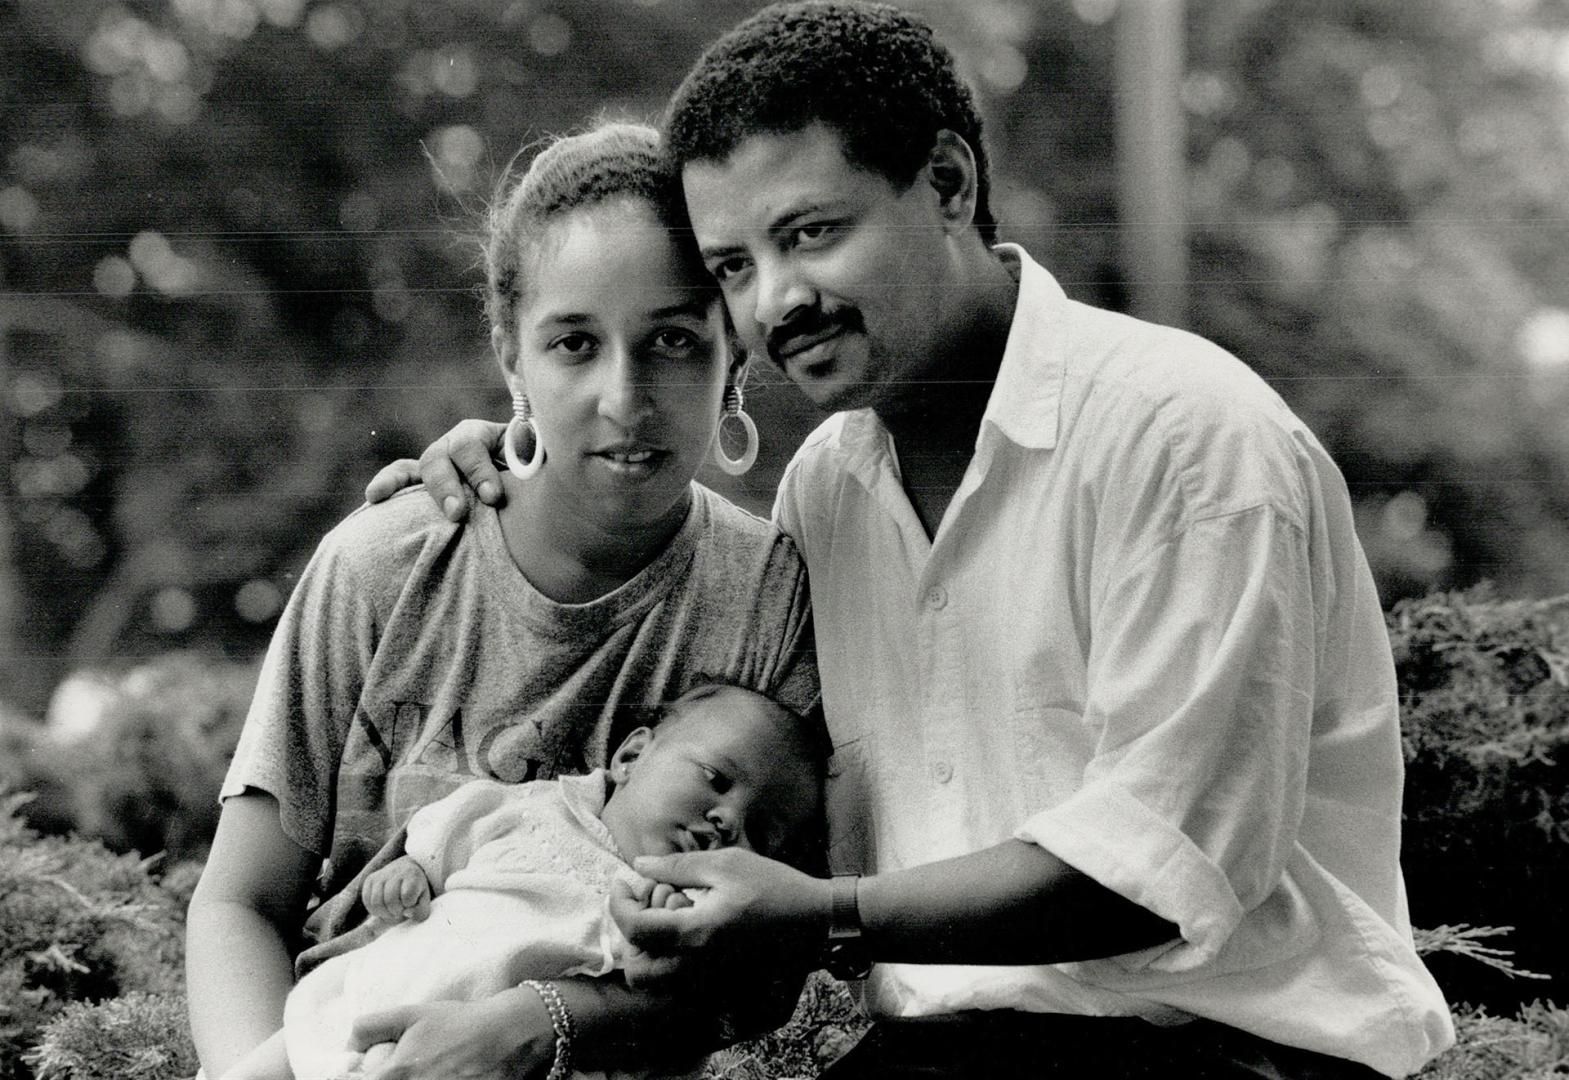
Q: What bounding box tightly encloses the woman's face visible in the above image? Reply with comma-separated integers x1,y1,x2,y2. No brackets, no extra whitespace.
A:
508,197,732,531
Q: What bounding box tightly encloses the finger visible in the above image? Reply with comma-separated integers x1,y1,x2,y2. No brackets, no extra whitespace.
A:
632,852,722,888
608,879,648,934
663,889,694,910
623,952,685,990
361,1042,396,1073
349,1006,418,1051
410,887,431,922
364,459,421,505
447,419,509,506
415,449,472,523
363,878,391,922
616,902,689,953
649,882,677,909
398,875,421,911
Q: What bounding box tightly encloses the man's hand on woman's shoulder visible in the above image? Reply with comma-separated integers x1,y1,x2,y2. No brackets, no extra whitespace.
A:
364,418,509,522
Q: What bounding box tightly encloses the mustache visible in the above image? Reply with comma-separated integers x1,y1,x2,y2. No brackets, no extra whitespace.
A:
765,306,864,363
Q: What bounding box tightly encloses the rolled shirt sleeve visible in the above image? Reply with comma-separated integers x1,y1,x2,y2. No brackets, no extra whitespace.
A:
1017,501,1318,973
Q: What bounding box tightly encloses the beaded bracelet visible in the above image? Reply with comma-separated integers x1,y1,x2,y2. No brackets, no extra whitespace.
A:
521,978,575,1080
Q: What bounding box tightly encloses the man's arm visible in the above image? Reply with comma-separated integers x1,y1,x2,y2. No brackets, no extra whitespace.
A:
364,419,508,521
617,839,1178,970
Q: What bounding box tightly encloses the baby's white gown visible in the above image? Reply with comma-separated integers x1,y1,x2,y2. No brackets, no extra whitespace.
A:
282,771,698,1080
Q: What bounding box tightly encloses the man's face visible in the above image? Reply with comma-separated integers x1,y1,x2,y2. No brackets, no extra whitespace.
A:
682,124,956,414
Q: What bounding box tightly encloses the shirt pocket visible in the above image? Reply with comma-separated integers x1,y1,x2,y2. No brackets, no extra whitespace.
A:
1008,705,1096,821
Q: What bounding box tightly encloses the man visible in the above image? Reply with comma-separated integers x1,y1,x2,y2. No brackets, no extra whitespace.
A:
374,3,1452,1076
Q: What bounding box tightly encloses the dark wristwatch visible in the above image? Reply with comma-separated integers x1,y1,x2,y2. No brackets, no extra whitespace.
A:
821,873,872,981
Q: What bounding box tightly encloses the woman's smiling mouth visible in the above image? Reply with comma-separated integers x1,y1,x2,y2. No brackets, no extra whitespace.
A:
591,445,666,475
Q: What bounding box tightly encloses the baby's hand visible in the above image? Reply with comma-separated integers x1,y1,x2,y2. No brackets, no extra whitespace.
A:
610,878,692,989
649,882,695,911
361,855,432,923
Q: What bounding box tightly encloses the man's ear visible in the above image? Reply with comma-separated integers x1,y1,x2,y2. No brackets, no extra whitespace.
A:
924,129,979,234
608,726,655,784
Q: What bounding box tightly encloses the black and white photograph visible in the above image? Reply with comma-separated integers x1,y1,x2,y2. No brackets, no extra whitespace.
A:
3,2,1568,1077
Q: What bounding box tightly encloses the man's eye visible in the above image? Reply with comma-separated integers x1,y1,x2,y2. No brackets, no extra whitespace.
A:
794,223,835,244
708,256,747,283
653,328,699,352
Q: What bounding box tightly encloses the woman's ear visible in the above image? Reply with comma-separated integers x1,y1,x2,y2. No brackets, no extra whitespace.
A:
492,324,519,378
924,129,979,234
608,726,654,784
725,348,752,395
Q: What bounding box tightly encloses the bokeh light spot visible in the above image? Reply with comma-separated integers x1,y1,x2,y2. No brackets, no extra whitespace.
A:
10,370,65,417
529,14,572,56
0,186,40,233
151,587,199,633
1517,307,1569,371
306,3,363,50
94,255,138,297
235,579,284,623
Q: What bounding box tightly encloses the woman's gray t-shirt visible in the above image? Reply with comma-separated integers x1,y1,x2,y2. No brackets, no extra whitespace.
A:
222,482,817,955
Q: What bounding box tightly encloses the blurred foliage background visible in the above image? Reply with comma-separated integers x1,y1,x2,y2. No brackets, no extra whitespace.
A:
4,0,1569,720
4,2,1569,1073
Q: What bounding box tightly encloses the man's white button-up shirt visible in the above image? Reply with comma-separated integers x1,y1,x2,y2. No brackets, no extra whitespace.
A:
773,246,1454,1077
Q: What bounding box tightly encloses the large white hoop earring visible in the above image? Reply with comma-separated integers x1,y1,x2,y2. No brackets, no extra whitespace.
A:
503,390,546,481
713,384,758,476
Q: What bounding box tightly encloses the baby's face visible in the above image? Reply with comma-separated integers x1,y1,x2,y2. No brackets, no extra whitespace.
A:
603,687,820,862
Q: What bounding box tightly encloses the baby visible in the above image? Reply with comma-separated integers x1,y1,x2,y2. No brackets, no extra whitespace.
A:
222,684,825,1080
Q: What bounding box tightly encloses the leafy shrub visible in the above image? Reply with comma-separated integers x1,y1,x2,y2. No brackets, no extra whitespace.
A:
25,992,195,1080
25,654,256,863
1416,1001,1569,1080
1390,587,1569,1005
707,972,867,1080
0,795,189,1080
1,590,1564,1077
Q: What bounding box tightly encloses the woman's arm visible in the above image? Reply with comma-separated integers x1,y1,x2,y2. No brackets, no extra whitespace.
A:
351,978,739,1080
186,792,317,1078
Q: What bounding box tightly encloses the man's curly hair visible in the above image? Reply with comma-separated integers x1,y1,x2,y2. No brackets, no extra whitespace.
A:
664,1,996,243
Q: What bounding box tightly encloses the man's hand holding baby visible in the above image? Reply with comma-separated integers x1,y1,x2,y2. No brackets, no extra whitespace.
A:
613,849,831,972
611,877,696,989
362,855,433,924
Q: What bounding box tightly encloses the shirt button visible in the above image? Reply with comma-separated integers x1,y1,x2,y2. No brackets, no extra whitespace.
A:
931,760,953,784
925,586,948,610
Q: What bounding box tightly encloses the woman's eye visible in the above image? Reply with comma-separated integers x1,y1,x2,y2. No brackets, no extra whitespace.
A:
701,765,731,793
551,332,594,355
794,223,835,245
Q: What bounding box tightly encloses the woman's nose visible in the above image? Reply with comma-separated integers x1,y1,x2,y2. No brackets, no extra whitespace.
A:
596,344,653,427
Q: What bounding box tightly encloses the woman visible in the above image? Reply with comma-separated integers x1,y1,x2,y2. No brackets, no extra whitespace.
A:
186,122,817,1080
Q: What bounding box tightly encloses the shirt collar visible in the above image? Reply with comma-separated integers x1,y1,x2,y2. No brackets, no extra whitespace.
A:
980,243,1068,451
825,243,1068,467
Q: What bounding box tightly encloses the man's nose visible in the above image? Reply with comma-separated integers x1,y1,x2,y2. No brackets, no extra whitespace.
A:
753,257,815,334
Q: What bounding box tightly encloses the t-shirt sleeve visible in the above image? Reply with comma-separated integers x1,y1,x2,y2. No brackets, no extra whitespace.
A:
221,516,380,857
759,538,820,720
1014,404,1320,976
